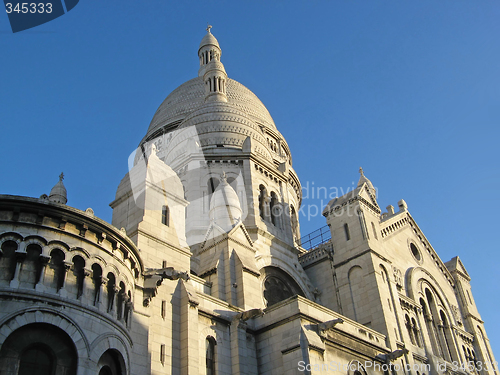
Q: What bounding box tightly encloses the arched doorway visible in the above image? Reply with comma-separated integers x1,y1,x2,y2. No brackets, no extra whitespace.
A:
0,323,78,375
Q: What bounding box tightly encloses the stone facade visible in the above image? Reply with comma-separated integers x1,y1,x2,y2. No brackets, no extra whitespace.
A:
0,28,496,375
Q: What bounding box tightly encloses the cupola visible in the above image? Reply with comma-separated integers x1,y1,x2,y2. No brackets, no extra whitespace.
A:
49,173,67,204
199,26,227,102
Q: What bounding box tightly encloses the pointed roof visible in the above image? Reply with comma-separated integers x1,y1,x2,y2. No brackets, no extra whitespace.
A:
323,168,380,216
49,173,67,204
357,167,375,191
445,256,471,280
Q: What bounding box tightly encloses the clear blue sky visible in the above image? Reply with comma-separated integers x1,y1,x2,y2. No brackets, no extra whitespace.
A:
1,1,498,356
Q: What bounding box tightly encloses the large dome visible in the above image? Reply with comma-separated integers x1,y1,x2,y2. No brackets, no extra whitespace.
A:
143,77,277,142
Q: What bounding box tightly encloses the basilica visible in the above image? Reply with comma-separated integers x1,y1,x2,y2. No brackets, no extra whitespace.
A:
0,28,496,375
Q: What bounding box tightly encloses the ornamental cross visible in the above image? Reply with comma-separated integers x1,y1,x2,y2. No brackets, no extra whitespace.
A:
59,172,65,181
207,24,212,33
359,167,364,176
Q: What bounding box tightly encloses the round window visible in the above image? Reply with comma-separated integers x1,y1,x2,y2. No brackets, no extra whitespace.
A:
410,243,422,262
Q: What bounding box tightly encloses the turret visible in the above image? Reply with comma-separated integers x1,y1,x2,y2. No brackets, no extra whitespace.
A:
199,26,227,102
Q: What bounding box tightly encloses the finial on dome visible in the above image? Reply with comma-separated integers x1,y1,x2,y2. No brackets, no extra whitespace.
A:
221,171,228,184
49,172,68,204
206,24,212,33
357,167,377,198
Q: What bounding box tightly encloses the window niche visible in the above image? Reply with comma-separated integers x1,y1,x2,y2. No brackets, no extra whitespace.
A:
162,205,170,226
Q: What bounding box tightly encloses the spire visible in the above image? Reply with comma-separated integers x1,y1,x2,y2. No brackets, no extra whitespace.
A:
198,26,228,102
49,172,67,204
357,167,376,196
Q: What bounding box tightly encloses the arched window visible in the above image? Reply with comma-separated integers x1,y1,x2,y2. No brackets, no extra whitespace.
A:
258,185,267,220
440,310,455,362
21,244,42,287
422,288,458,362
162,205,170,226
49,249,65,291
206,336,216,375
92,263,103,306
344,223,351,241
0,240,18,282
371,222,378,239
420,297,439,356
405,314,416,345
270,192,280,227
467,290,473,305
411,317,422,348
290,205,299,240
73,255,85,298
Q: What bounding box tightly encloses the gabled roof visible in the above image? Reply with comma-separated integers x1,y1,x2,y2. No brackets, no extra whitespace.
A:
445,256,471,281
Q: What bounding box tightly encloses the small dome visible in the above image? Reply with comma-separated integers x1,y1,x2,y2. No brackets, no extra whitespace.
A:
199,31,220,51
49,173,67,204
209,173,242,232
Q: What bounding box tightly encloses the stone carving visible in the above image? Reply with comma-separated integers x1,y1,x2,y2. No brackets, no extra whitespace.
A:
377,348,409,362
233,308,264,321
318,318,344,333
144,267,190,282
451,304,462,325
393,266,403,289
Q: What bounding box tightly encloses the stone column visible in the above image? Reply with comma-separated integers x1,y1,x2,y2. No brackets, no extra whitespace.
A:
9,248,27,288
412,321,422,348
117,291,126,321
35,255,51,292
58,261,72,297
263,196,271,221
180,280,199,375
423,313,439,355
124,297,133,327
230,319,250,375
108,286,121,317
98,276,108,311
80,268,92,301
437,320,452,362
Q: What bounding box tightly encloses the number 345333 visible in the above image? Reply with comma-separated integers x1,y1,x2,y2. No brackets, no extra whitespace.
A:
5,3,53,14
